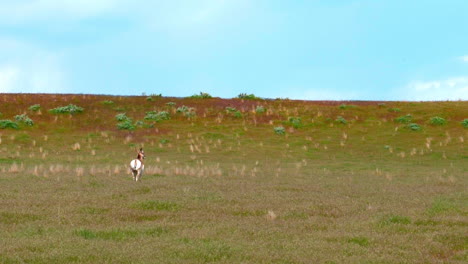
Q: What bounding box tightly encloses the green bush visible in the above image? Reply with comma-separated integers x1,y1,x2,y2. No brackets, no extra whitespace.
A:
274,126,285,135
462,119,468,128
395,114,412,124
102,100,114,105
225,107,242,118
255,106,265,113
407,123,421,131
237,93,259,100
135,120,145,127
338,104,357,110
176,106,190,113
115,113,130,122
335,116,347,124
144,111,170,121
177,106,196,117
146,96,154,102
14,114,34,126
388,108,401,113
288,117,302,128
225,107,237,113
28,104,41,111
429,116,447,126
166,102,176,107
190,92,212,99
0,120,19,129
49,104,84,114
117,120,135,130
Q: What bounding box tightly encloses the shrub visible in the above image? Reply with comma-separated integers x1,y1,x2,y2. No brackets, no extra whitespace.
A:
407,123,421,131
184,109,196,118
339,104,357,110
395,114,412,124
233,111,242,118
462,119,468,128
166,102,176,107
0,120,19,129
225,107,237,113
237,93,259,100
135,120,144,127
115,113,130,122
14,114,34,126
176,106,190,113
102,100,114,105
177,106,196,117
255,106,265,113
190,92,212,99
146,96,154,102
429,116,447,126
274,126,285,135
388,108,401,112
288,117,302,128
335,116,347,124
225,107,242,118
144,111,170,121
49,104,84,114
117,120,135,130
28,104,41,111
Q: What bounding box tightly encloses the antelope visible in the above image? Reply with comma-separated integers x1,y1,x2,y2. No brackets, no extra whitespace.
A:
130,148,145,182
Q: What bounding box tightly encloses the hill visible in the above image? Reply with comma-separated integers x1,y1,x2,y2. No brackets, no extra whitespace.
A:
0,93,467,263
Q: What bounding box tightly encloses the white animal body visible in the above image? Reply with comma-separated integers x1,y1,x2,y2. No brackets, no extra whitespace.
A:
130,159,144,181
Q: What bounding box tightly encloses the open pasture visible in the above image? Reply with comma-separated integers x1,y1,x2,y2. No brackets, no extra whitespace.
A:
0,94,466,263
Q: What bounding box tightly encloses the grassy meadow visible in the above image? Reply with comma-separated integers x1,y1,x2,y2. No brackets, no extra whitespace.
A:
0,93,466,263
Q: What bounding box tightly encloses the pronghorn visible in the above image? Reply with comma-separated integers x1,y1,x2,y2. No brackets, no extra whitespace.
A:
130,148,145,182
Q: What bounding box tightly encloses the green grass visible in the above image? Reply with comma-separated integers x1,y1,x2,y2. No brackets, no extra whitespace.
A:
0,94,466,263
133,200,180,211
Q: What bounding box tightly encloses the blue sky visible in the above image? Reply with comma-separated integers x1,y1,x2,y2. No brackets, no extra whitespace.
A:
0,0,467,100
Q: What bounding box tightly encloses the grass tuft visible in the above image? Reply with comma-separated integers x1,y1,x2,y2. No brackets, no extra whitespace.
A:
427,197,460,216
347,236,369,247
379,215,411,226
133,200,180,211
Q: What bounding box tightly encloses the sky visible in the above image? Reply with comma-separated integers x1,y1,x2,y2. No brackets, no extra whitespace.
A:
0,0,467,101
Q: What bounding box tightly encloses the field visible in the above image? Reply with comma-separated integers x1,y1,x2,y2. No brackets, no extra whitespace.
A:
0,94,466,263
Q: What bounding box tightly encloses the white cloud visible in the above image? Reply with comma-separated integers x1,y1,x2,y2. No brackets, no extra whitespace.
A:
0,38,68,93
402,77,468,101
460,55,468,63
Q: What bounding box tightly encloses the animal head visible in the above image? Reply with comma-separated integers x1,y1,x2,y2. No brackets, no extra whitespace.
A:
140,148,145,159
